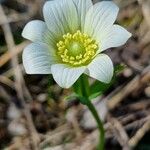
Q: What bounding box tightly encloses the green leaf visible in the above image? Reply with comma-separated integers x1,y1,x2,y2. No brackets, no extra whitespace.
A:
89,80,113,100
72,78,82,96
65,93,88,105
72,64,125,101
114,64,126,74
89,91,102,100
64,93,78,101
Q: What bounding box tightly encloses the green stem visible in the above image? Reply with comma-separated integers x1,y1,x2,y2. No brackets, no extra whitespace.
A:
85,98,105,150
77,75,105,150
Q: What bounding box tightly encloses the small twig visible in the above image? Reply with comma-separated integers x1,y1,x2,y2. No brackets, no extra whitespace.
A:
138,0,150,28
0,41,29,67
0,12,30,25
40,129,74,149
124,116,150,131
0,75,15,89
0,85,11,103
42,143,76,150
2,64,24,77
0,5,40,150
128,119,150,148
118,109,149,125
107,65,150,109
108,116,130,150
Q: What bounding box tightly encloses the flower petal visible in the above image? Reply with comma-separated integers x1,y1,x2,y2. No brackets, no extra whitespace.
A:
72,0,92,30
22,20,47,42
23,43,55,74
87,54,113,83
43,0,79,38
84,1,119,38
100,25,132,51
51,64,86,88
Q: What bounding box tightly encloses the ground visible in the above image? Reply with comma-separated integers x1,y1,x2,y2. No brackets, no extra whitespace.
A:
0,0,150,150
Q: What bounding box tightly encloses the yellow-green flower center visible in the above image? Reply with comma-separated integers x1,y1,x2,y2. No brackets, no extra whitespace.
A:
56,30,98,66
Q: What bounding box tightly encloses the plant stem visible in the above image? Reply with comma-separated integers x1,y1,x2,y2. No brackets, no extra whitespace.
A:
78,75,105,150
85,98,105,150
73,74,105,150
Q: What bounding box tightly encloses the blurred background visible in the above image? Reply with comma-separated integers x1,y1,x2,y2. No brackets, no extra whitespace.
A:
0,0,150,149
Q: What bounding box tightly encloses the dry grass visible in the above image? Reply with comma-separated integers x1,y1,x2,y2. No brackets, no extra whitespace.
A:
0,0,150,150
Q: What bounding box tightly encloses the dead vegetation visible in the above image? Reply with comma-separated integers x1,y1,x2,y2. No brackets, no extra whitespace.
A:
0,0,150,150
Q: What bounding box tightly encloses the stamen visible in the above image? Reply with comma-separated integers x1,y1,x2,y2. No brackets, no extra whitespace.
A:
56,30,98,66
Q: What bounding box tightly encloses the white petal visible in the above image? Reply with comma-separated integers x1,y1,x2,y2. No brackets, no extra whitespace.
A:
87,54,113,83
51,64,86,88
84,1,119,38
23,43,55,74
22,20,47,42
100,25,132,51
43,0,79,38
72,0,92,30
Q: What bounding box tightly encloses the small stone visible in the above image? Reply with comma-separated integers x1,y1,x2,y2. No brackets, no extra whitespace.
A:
37,93,47,102
123,68,133,77
145,86,150,97
7,104,21,120
8,121,27,136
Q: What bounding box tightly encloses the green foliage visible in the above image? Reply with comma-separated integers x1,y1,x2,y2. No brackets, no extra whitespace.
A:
72,64,125,103
89,80,113,100
65,93,78,101
114,63,126,74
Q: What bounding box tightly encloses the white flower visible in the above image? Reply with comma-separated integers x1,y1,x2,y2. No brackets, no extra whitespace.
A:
22,0,131,88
